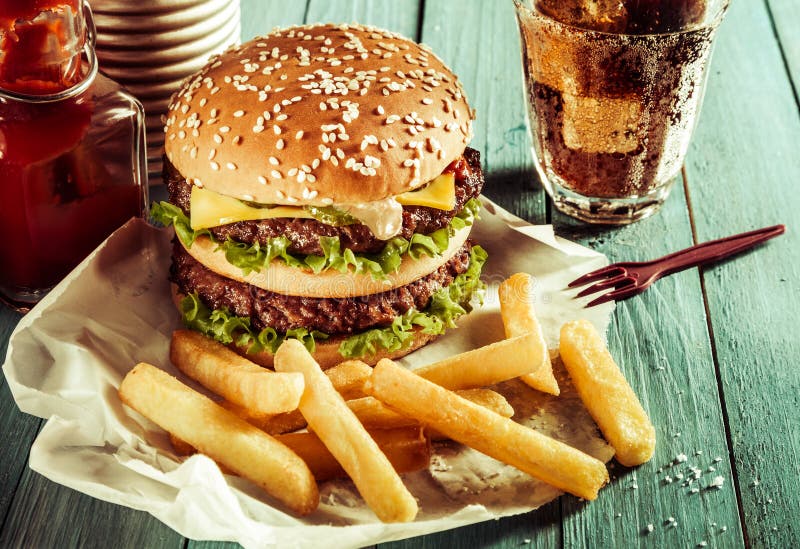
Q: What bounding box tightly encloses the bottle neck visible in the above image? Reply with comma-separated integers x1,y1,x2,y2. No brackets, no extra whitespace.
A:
0,0,85,94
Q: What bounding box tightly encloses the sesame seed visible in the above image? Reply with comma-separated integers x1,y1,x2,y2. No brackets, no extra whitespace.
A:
226,162,237,170
271,170,282,179
269,156,279,166
276,139,285,150
233,110,245,117
233,136,242,145
210,161,220,171
219,126,231,133
296,130,304,140
208,149,216,160
273,125,282,135
258,176,267,185
213,134,223,144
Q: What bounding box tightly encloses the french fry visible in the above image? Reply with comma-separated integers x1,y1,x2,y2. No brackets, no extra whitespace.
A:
118,363,319,515
323,359,373,400
219,401,307,435
498,273,560,395
346,397,413,430
456,388,515,418
413,333,545,390
170,427,431,482
221,360,376,435
169,433,195,456
559,320,656,466
346,389,514,432
170,330,304,415
274,340,418,523
365,359,609,500
277,427,430,481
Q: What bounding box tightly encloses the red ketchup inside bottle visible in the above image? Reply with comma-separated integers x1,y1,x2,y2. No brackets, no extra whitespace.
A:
0,0,142,306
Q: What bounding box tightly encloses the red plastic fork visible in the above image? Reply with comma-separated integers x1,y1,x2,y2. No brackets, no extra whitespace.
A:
568,224,786,307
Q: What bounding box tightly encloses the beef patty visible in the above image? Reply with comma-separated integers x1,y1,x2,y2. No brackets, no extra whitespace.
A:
171,240,474,335
165,148,484,256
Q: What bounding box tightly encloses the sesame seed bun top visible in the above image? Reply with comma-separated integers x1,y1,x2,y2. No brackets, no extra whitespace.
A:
164,23,475,206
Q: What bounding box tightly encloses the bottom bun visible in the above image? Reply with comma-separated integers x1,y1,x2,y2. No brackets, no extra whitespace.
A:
171,285,437,369
243,329,438,370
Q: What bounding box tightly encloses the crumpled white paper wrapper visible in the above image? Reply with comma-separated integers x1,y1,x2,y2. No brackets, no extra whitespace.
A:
3,198,615,548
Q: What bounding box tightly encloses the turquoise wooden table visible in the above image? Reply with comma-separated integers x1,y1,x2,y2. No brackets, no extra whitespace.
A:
1,1,798,547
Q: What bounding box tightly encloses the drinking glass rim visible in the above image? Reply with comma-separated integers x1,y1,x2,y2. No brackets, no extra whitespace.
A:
513,0,730,38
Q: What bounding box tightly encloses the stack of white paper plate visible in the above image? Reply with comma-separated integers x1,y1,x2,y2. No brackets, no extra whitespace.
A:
92,0,241,183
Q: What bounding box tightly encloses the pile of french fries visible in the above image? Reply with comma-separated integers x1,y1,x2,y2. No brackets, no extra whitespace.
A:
118,273,655,521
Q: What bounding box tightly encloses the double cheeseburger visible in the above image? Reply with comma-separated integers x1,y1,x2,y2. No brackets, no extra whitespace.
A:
153,23,487,368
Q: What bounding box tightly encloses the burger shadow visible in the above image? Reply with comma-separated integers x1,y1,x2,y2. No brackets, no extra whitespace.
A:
482,167,549,226
482,168,638,248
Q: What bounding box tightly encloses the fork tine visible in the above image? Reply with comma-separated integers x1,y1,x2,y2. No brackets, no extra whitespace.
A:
567,265,625,288
575,274,630,297
585,285,641,308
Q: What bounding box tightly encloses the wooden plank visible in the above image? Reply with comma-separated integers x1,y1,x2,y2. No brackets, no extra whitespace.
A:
0,471,183,548
418,0,546,224
766,0,800,93
544,8,766,549
683,0,800,546
306,0,421,39
238,0,308,41
0,310,40,525
554,181,745,548
381,503,560,548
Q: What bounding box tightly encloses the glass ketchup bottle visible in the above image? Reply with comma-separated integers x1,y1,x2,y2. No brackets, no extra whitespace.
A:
0,0,147,312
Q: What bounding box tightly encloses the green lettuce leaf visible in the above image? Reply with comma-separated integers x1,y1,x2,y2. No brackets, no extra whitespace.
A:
178,245,488,360
180,292,329,355
150,198,482,280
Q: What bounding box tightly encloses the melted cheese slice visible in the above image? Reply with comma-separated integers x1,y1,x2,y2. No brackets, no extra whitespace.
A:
190,186,313,230
396,173,456,210
189,172,456,232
